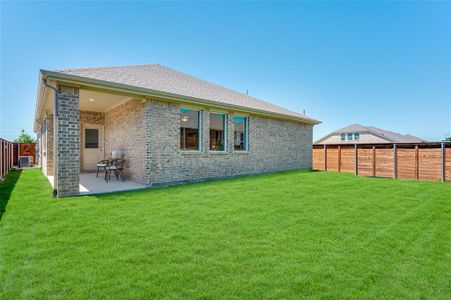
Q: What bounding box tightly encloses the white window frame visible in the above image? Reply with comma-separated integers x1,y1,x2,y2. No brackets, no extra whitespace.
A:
209,111,227,153
340,133,346,141
354,132,360,141
347,132,353,141
233,115,249,152
180,107,202,152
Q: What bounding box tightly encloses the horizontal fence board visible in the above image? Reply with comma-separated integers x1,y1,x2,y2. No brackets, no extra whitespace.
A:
446,148,451,182
358,148,373,176
419,148,441,181
326,147,339,171
312,146,324,171
340,146,355,173
397,148,416,180
376,148,394,178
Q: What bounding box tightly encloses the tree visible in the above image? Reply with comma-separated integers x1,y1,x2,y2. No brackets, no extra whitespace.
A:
445,137,451,142
14,129,36,143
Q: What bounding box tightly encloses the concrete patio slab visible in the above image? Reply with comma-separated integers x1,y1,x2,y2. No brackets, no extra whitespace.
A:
47,172,147,195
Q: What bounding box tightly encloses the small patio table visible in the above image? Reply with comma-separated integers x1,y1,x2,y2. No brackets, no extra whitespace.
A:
96,158,120,181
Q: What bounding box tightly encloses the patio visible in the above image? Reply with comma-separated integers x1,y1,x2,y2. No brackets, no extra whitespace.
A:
47,173,146,195
36,79,151,197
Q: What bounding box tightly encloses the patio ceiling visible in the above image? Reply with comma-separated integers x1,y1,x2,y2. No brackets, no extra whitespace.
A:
79,89,133,112
41,86,134,114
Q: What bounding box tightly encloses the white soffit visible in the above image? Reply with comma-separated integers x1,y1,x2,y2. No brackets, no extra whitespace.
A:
79,89,132,112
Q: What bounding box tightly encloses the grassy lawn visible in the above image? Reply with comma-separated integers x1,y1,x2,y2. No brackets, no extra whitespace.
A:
1,168,450,299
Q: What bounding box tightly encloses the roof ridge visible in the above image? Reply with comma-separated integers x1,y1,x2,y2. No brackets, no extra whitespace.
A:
54,64,161,73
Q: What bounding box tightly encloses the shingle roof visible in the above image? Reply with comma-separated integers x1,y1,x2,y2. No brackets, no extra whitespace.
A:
364,126,426,143
52,64,319,124
316,124,427,143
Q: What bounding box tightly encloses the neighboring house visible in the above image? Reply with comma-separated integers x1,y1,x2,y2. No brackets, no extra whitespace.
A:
315,124,426,145
34,64,320,197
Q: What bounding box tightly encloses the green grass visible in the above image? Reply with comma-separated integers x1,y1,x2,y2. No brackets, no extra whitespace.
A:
1,168,450,299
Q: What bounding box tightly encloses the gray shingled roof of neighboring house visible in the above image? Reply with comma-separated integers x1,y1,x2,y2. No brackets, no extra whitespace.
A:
316,124,426,143
364,126,426,143
50,64,319,124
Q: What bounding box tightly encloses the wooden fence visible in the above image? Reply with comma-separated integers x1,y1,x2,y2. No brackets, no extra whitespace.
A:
313,142,451,182
0,140,38,180
1,139,14,180
16,143,37,165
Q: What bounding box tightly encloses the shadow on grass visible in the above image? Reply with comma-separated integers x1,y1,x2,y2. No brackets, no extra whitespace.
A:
91,168,317,200
0,170,21,222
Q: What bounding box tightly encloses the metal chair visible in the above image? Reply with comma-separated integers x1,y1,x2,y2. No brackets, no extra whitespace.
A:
106,159,126,182
96,159,109,178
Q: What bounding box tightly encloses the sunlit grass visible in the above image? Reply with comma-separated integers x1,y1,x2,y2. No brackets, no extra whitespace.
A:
1,168,450,298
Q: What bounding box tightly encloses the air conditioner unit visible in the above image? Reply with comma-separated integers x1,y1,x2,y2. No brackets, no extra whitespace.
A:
18,156,33,168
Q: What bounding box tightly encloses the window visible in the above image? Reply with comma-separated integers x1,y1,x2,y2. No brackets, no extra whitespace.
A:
234,116,248,151
341,133,346,141
85,129,99,148
354,132,360,141
347,133,353,141
210,113,226,151
180,108,201,151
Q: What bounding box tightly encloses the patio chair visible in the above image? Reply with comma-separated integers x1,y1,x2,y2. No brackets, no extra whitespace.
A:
106,159,126,182
96,159,109,178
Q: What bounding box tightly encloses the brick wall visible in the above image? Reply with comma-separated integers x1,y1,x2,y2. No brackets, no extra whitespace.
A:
55,85,80,197
43,113,54,176
147,99,313,185
80,111,105,126
104,99,149,184
38,94,313,194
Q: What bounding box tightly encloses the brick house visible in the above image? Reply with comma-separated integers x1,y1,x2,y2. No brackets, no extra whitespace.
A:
34,65,320,197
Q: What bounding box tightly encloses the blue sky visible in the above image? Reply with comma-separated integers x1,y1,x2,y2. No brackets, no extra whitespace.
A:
1,1,450,141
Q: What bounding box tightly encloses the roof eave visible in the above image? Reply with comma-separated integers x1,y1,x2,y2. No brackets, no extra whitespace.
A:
40,69,321,125
33,71,46,133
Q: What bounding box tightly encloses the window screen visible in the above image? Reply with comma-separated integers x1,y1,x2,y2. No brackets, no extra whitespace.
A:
180,108,200,151
85,129,99,148
234,116,248,151
210,113,226,151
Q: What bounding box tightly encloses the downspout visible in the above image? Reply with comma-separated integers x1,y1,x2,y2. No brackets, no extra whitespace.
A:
42,79,58,197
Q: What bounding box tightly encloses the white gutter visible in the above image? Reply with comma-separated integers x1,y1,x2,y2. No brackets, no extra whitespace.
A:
35,69,321,129
33,72,45,132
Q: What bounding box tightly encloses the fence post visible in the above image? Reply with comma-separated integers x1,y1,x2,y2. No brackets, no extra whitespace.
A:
9,143,11,170
338,145,341,172
393,144,397,179
6,142,9,172
4,141,6,175
354,144,358,176
324,144,327,171
0,140,3,179
10,143,13,169
7,142,10,171
372,146,376,177
1,140,4,178
442,142,445,182
415,145,419,180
